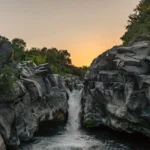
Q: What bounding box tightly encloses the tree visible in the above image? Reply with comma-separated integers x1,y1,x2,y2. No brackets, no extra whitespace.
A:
41,47,47,54
0,35,87,77
11,38,26,61
46,48,59,65
12,38,26,51
121,0,150,45
59,50,72,65
0,35,9,42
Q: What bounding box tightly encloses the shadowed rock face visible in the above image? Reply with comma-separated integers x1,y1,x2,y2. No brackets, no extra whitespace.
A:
0,37,13,66
82,41,150,137
0,135,5,150
0,61,68,149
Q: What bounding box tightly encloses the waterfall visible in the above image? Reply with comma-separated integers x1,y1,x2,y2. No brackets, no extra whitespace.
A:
21,88,103,150
20,88,147,150
66,89,83,132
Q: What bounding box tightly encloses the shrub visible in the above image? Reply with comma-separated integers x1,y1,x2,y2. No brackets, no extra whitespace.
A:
129,34,150,45
0,65,19,95
84,115,96,127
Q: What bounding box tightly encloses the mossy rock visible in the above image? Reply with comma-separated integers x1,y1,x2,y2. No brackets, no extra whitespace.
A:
84,115,97,128
55,112,65,120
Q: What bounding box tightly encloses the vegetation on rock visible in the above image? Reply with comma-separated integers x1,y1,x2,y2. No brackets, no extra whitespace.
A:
121,0,150,45
84,115,96,128
0,35,88,78
0,65,19,94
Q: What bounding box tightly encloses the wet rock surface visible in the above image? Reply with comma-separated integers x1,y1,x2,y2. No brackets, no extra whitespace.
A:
0,135,5,150
59,74,83,91
82,41,150,137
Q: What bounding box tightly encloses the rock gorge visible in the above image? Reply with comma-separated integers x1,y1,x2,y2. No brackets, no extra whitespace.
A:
1,38,150,149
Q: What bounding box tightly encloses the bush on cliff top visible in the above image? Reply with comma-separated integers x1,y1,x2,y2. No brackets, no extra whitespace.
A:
0,65,19,95
121,0,150,45
0,35,89,78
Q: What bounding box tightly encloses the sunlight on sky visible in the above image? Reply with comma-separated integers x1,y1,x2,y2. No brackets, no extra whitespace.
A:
0,0,139,66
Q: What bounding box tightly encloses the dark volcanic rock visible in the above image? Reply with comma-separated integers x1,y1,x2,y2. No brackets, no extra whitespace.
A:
82,41,150,137
0,37,13,66
0,61,68,149
0,135,5,150
59,74,83,91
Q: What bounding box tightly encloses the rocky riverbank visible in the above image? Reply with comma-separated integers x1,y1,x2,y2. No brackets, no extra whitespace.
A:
82,41,150,137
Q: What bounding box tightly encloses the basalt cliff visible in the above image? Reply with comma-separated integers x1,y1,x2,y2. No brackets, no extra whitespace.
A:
82,41,150,137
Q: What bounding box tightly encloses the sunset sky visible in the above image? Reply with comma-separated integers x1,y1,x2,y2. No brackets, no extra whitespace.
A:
1,0,139,66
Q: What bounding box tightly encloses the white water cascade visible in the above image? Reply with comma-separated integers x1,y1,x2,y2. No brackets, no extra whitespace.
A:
66,89,82,132
42,89,101,150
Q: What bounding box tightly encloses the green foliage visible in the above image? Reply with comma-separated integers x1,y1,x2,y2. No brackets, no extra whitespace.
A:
12,38,26,62
129,35,150,45
0,65,19,94
1,36,88,77
12,38,26,50
84,115,96,127
121,0,150,45
24,46,88,77
32,55,46,65
0,35,9,42
59,50,72,65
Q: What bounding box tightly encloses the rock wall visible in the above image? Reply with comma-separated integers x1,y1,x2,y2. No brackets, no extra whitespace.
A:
59,74,83,91
0,135,5,150
0,40,68,149
0,37,13,66
82,41,150,137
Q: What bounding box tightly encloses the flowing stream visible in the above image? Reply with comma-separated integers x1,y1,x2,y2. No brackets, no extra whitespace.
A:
21,89,150,150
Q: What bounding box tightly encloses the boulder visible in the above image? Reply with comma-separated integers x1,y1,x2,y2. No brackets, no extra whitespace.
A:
82,41,150,137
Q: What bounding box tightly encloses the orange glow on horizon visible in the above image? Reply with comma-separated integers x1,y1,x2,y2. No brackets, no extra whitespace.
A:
26,30,123,67
1,0,139,67
70,39,122,67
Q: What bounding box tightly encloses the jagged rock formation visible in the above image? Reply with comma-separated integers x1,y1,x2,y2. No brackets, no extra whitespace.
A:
60,74,83,91
0,61,68,149
0,59,68,149
82,41,150,137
